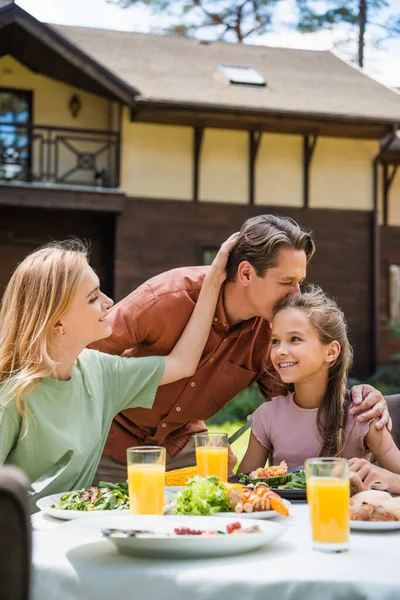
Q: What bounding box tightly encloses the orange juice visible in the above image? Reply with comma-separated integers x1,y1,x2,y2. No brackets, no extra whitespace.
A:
196,446,228,481
127,463,165,515
308,477,349,544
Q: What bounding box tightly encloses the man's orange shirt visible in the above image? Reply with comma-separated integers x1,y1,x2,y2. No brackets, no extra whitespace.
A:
91,266,277,463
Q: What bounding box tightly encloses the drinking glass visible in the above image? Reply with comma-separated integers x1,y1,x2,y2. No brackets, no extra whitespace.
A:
126,446,166,515
195,432,228,481
305,457,350,552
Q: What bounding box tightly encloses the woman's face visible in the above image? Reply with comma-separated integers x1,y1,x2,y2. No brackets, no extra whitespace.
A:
59,263,113,346
270,307,335,385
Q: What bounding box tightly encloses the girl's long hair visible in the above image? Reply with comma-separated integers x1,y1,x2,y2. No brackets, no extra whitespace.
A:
0,239,88,422
274,286,353,457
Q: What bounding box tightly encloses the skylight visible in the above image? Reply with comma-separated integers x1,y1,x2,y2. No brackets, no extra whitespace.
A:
217,64,266,87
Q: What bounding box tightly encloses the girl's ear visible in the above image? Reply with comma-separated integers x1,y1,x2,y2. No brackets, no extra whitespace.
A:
237,261,256,286
54,321,65,336
326,340,341,364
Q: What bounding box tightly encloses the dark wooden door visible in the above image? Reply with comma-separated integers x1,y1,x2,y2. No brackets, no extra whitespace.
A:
0,206,115,300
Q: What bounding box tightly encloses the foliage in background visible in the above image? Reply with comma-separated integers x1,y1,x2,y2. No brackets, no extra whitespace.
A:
110,0,400,72
109,0,282,42
296,0,400,67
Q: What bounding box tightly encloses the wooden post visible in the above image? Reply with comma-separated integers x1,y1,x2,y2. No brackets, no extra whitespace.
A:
249,131,262,205
303,135,318,208
193,127,204,202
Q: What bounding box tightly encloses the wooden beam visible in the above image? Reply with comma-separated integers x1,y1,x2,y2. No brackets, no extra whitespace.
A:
133,104,394,140
193,127,204,203
303,135,318,208
0,5,136,104
249,131,262,205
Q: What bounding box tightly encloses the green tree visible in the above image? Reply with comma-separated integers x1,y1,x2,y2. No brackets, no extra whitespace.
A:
109,0,282,42
296,0,400,68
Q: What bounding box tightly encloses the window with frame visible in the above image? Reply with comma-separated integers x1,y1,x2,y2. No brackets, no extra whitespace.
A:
0,89,32,181
203,248,219,265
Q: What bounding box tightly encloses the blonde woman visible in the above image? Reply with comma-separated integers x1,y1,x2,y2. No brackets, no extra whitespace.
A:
0,235,237,498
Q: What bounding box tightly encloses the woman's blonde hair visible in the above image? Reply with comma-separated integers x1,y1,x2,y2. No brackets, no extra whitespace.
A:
0,239,88,421
274,285,353,457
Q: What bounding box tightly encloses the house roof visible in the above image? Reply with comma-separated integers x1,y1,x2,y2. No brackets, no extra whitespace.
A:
0,3,137,104
52,24,400,125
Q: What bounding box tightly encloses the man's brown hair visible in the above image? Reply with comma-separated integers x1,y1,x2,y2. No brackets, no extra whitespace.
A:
226,214,315,281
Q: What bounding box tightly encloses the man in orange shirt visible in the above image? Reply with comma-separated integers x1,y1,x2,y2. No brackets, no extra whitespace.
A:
92,215,391,481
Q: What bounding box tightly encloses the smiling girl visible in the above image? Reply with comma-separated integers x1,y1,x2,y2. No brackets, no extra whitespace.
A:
0,235,236,498
239,286,400,474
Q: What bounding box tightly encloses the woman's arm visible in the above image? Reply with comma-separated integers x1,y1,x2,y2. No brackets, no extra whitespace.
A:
364,421,400,475
160,233,238,386
349,458,400,495
238,432,270,474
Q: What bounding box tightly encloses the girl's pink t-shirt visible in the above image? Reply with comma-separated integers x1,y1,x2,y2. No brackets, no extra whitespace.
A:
251,392,370,470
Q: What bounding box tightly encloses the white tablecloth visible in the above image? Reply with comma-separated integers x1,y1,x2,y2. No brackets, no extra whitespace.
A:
31,504,400,600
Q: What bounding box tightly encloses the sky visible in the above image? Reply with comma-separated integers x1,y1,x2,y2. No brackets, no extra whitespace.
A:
16,0,400,88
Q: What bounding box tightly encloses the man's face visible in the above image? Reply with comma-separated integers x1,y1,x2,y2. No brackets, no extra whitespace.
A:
244,247,307,322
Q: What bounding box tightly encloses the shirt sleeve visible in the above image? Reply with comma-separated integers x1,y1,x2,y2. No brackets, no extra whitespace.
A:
99,353,165,418
0,404,21,465
251,402,273,453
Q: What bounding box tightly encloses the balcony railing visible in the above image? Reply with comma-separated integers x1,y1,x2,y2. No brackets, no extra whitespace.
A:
0,122,120,188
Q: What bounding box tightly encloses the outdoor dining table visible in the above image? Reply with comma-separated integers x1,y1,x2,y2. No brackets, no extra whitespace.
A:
31,503,400,600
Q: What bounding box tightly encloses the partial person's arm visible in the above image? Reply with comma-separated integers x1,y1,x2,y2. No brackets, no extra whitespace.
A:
364,420,400,475
160,234,238,385
238,432,270,474
349,384,392,431
349,457,400,495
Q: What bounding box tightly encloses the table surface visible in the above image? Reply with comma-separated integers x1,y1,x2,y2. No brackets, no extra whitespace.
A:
31,504,400,600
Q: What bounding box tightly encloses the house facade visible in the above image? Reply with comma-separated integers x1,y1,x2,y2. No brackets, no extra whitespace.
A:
1,0,400,378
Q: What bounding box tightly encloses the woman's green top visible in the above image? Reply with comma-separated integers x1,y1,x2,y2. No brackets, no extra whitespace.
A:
0,349,164,498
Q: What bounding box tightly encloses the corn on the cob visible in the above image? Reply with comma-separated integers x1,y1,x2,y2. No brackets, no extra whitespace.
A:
165,466,198,486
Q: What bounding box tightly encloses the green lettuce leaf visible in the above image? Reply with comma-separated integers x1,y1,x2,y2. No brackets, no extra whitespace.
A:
174,476,231,516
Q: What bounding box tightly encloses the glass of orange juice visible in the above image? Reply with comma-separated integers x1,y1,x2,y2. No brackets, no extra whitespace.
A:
127,446,166,515
195,432,228,481
305,457,350,553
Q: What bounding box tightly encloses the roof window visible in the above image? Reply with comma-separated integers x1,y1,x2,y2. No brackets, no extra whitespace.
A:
217,64,266,87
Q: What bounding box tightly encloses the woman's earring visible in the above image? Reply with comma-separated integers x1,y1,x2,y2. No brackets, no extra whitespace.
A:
61,328,66,336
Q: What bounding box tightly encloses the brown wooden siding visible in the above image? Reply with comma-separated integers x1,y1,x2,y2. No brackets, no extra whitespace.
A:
115,199,374,378
0,205,116,298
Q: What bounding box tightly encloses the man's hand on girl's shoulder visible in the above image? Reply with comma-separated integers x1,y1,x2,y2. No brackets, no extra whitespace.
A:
349,384,392,431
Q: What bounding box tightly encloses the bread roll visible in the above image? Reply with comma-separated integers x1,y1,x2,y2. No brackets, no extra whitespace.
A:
381,497,400,520
349,471,364,496
350,490,392,507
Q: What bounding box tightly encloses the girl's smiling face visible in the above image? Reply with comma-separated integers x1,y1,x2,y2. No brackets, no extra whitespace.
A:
270,307,339,385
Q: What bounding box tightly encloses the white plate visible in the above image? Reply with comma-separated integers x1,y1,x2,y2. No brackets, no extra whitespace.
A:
350,519,400,532
60,514,288,558
164,494,290,519
36,491,175,521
